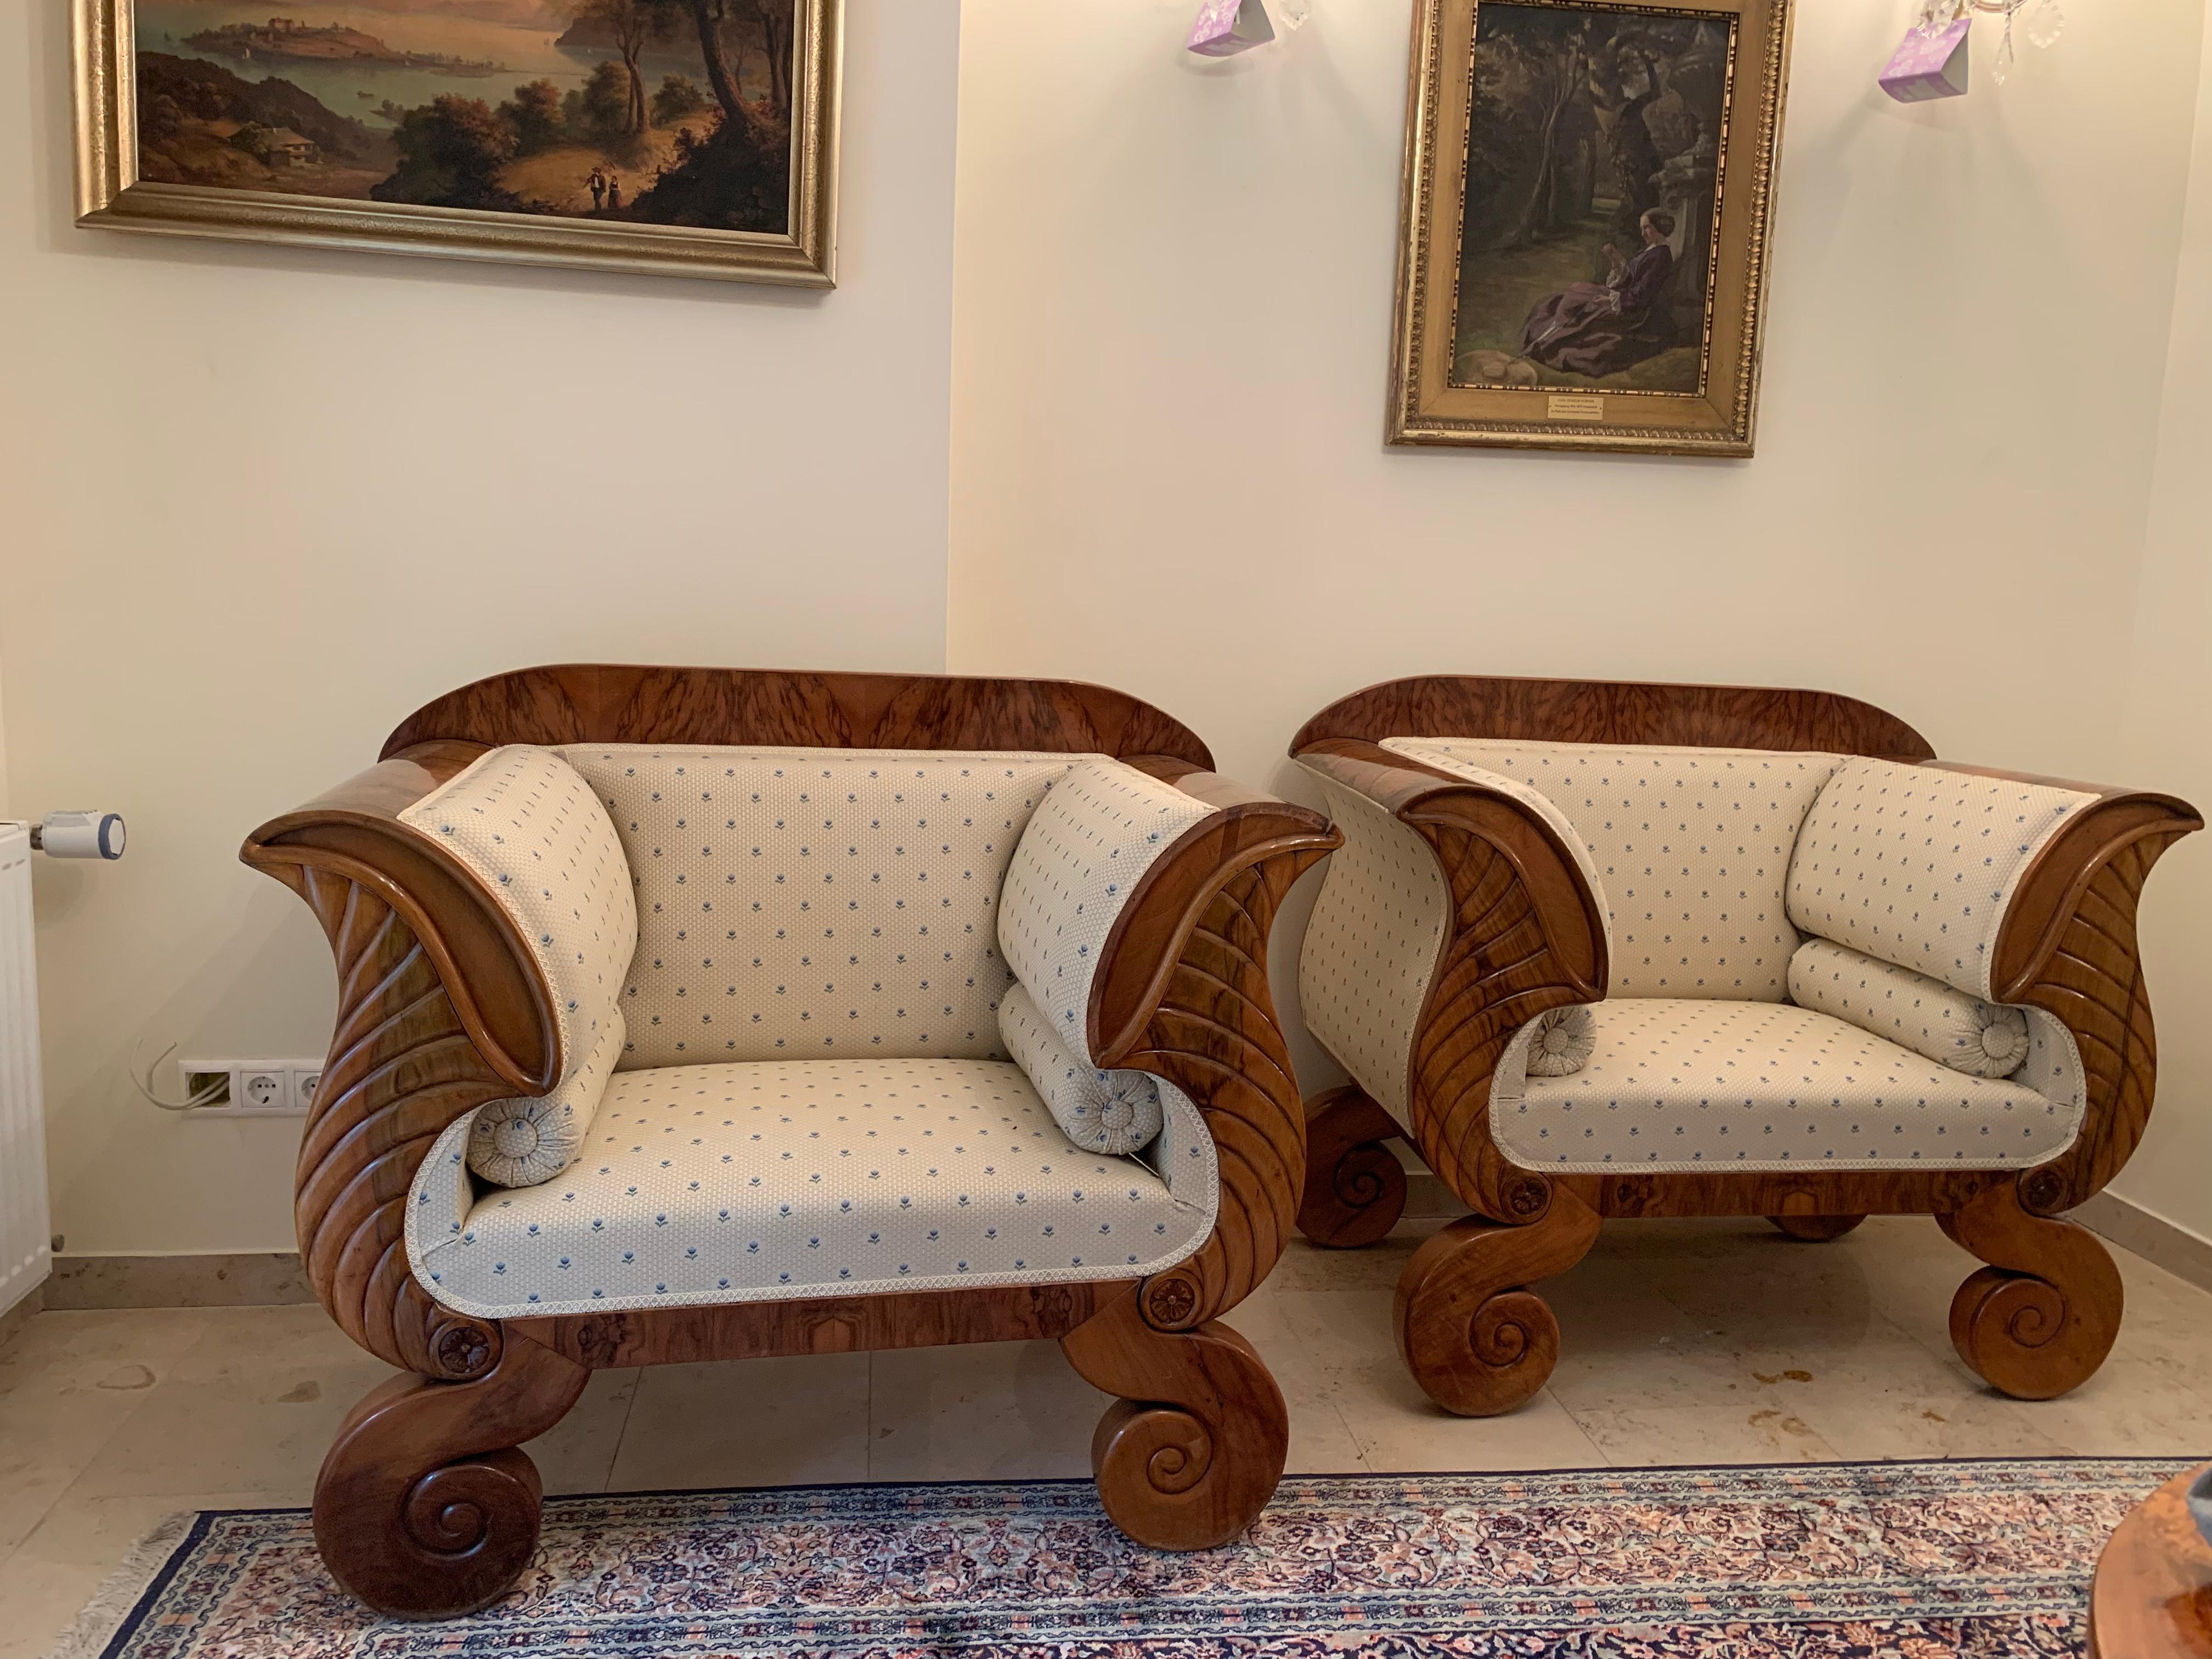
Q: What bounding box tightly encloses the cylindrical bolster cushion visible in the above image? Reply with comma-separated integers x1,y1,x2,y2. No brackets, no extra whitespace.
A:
467,1011,624,1187
997,980,1164,1156
1523,1006,1595,1076
1788,938,2029,1078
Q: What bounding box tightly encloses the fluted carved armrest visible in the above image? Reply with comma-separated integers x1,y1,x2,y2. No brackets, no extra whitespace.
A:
241,741,635,1378
1913,763,2203,1003
1001,757,1338,1331
1789,758,2191,1000
1299,740,1610,1005
1915,761,2200,1211
1092,763,1340,1066
242,742,560,1095
995,752,1300,1066
1293,740,1610,1212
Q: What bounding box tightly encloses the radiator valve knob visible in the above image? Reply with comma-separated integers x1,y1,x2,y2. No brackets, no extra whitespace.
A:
32,811,126,860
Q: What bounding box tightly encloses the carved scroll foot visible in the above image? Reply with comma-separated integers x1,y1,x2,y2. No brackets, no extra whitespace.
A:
1940,1181,2123,1402
313,1325,588,1618
1296,1086,1407,1250
1061,1288,1288,1551
1768,1214,1867,1243
1392,1189,1599,1417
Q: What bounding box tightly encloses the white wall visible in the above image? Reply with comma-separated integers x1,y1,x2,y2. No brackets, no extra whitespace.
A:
0,0,962,1254
8,0,2211,1259
946,0,2208,1087
2111,11,2212,1245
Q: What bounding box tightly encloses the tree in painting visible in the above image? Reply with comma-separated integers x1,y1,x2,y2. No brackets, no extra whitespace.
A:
375,95,521,211
502,78,568,154
572,0,670,138
1452,4,1730,393
567,60,635,148
653,73,713,125
605,0,792,228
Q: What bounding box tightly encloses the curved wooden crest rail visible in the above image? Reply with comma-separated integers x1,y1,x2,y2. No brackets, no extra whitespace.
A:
1291,673,2200,1419
244,666,1338,1617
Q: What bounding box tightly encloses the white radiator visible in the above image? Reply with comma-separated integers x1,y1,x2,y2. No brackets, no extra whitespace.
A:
0,824,50,1318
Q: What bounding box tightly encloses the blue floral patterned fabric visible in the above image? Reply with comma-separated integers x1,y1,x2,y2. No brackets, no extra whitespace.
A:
409,1057,1214,1317
1788,758,2097,1000
553,747,1078,1069
1492,998,2084,1171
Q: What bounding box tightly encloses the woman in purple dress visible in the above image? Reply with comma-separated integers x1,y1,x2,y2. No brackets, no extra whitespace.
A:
1520,208,1678,377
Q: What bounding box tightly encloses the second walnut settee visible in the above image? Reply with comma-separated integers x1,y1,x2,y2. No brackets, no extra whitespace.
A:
1290,674,2198,1419
242,666,1337,1618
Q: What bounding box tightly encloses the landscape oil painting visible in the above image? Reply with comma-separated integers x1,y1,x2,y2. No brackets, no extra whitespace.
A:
72,0,840,285
1387,0,1791,455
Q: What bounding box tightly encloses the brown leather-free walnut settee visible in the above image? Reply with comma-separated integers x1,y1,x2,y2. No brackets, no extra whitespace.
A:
1290,674,2198,1418
242,665,1338,1617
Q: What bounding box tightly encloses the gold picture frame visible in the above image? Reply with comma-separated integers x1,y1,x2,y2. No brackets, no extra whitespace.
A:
72,0,840,288
1387,0,1791,455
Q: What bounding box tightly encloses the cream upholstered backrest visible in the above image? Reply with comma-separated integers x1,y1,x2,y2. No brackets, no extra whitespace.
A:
1383,738,1841,1001
1785,756,2100,999
556,746,1078,1068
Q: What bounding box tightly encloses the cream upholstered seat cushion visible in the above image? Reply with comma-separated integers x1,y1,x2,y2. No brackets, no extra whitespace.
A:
1488,998,2084,1172
407,1057,1216,1318
1384,739,1841,1002
1787,938,2029,1079
554,747,1078,1068
1785,758,2098,999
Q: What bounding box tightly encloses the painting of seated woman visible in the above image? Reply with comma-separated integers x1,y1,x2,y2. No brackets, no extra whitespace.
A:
1519,207,1678,376
1448,5,1730,396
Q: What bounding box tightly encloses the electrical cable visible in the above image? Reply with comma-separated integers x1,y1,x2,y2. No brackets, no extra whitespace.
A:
129,1041,230,1113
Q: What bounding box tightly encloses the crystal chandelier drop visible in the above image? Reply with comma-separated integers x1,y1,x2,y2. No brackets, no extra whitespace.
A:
1968,0,2065,85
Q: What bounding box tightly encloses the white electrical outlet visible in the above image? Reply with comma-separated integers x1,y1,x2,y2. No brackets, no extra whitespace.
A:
238,1069,286,1110
176,1057,324,1118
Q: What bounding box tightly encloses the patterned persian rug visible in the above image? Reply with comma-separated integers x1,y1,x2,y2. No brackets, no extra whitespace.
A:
52,1458,2186,1659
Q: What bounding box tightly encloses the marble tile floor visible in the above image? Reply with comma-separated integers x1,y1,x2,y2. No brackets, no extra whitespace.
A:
3,1215,2209,1657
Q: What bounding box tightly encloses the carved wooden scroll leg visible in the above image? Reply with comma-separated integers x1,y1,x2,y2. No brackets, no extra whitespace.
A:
1768,1214,1868,1243
1061,1288,1289,1551
1296,1085,1408,1250
1393,1188,1600,1417
1939,1181,2123,1401
313,1325,588,1618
